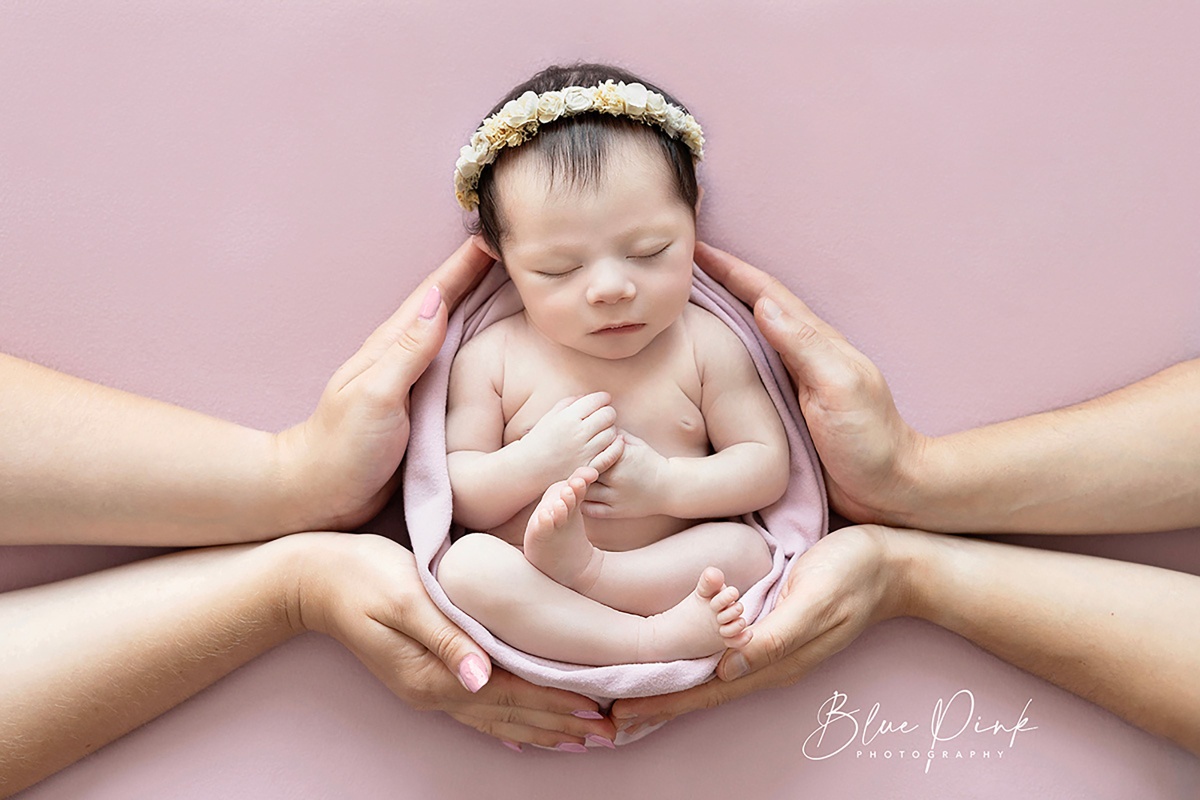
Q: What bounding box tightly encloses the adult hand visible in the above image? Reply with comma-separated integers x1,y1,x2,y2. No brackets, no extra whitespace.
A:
277,238,494,532
695,241,928,525
608,525,910,733
294,532,614,750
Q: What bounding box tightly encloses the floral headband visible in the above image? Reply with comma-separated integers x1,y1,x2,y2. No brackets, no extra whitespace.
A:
453,80,705,211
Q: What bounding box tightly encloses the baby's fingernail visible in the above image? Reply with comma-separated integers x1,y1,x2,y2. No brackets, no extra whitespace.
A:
572,710,604,719
586,734,617,750
760,297,782,321
723,652,749,681
501,741,523,753
457,654,489,693
419,285,442,320
611,709,638,720
556,742,588,754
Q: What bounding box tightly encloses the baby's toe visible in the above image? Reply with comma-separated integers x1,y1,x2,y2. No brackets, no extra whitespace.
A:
695,566,726,600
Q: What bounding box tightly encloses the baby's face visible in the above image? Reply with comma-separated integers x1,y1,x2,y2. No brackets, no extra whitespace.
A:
493,139,697,361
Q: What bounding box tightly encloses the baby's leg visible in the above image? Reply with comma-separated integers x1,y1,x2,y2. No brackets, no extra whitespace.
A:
439,536,751,665
523,468,772,615
589,521,773,615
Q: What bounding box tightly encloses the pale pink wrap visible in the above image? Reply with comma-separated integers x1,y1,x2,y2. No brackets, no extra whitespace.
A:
404,263,827,706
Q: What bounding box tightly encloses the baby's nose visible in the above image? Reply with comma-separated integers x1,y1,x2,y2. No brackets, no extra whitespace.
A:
586,262,636,304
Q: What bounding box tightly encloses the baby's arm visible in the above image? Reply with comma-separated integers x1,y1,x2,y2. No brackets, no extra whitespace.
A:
583,310,790,521
660,309,790,519
446,330,622,531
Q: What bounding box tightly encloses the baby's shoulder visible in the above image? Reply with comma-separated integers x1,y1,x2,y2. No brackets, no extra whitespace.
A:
449,313,524,385
454,313,521,361
679,304,751,364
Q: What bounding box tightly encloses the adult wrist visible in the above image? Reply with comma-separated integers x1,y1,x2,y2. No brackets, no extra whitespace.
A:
876,430,948,530
884,527,960,627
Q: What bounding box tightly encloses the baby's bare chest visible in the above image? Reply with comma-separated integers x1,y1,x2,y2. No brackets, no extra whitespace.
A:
500,346,711,459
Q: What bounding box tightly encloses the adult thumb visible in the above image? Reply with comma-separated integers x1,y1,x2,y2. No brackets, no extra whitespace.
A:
716,587,814,682
754,297,851,398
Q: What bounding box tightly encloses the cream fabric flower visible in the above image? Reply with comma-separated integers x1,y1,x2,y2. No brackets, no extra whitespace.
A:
453,80,704,210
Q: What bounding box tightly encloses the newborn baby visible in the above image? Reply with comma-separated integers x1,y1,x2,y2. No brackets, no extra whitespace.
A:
438,63,789,665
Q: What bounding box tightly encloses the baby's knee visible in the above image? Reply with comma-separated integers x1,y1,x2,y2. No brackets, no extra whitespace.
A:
722,524,774,589
438,533,520,610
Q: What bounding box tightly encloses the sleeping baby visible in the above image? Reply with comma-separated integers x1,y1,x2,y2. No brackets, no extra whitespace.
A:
437,63,789,666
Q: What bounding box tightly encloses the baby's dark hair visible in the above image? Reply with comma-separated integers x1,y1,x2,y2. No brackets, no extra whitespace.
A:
467,63,701,256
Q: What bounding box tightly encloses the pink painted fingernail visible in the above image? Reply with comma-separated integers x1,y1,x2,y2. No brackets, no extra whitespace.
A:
501,741,523,753
556,742,588,754
572,710,604,719
457,654,489,693
586,734,616,750
419,285,442,320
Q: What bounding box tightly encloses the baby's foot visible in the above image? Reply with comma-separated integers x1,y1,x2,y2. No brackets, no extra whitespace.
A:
638,567,752,662
524,467,605,593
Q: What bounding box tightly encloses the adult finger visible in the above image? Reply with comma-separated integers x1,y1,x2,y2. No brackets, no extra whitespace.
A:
470,668,604,719
447,712,593,751
352,290,451,410
694,240,844,342
392,577,494,694
752,300,863,402
337,238,494,386
451,705,610,743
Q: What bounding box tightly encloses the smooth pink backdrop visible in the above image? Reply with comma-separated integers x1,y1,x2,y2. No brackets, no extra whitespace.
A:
2,2,1198,798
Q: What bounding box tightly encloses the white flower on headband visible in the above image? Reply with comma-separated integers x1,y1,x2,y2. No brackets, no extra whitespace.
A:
453,80,705,211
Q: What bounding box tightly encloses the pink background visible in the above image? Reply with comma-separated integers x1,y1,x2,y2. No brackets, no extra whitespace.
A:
3,1,1198,797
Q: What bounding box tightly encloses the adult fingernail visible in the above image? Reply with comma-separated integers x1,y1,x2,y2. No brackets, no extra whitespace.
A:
556,742,588,754
586,734,617,750
501,741,523,753
419,285,442,320
611,709,638,720
457,654,489,693
760,297,782,321
572,710,604,719
723,652,749,681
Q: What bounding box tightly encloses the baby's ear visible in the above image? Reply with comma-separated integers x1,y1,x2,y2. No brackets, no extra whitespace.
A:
694,185,706,216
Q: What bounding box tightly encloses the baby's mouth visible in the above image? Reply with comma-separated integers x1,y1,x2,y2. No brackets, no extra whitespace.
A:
592,323,645,335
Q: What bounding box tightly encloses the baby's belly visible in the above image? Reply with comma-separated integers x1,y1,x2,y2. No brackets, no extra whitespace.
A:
488,503,692,552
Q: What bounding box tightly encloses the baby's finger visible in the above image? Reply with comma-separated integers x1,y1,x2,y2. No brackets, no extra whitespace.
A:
588,432,625,472
566,391,612,419
580,501,616,519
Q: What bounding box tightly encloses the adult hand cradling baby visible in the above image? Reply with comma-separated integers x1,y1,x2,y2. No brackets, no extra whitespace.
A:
610,241,1200,753
0,238,616,795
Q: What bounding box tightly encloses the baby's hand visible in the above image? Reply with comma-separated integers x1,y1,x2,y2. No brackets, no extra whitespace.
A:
519,392,625,482
581,431,671,519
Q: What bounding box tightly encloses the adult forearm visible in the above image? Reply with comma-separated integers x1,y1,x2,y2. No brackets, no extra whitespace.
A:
0,354,305,545
895,359,1200,534
899,529,1200,754
0,536,305,797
